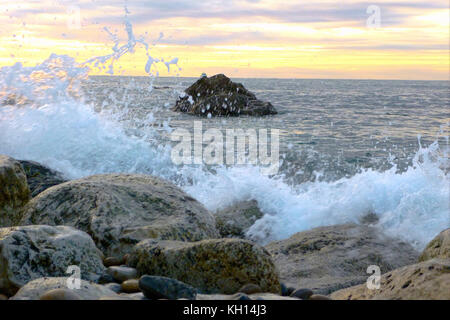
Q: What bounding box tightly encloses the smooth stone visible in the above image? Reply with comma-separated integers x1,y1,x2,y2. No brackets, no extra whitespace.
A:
107,266,137,283
121,279,140,293
104,283,122,293
238,284,262,295
290,288,314,300
103,256,124,267
97,272,116,285
39,289,82,300
99,295,133,300
309,294,332,300
139,275,197,300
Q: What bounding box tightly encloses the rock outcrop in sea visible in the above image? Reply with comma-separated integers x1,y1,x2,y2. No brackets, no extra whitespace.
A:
172,74,277,117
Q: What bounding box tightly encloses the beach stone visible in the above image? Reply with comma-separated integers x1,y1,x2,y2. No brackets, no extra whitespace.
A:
238,284,262,295
107,266,137,283
419,229,449,262
290,288,313,300
197,293,299,300
0,294,8,300
39,288,82,300
104,283,122,293
128,238,280,294
0,225,105,296
0,155,30,227
121,279,140,293
97,272,115,285
21,173,219,257
215,200,264,238
231,292,251,300
11,277,118,300
139,275,197,300
18,160,66,197
172,74,277,117
331,259,450,300
99,295,134,300
265,224,419,295
103,256,124,267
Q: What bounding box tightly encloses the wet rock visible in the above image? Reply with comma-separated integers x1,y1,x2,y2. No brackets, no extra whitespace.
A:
97,272,115,285
331,259,450,300
128,238,280,294
107,266,137,283
11,277,118,300
0,155,30,227
419,229,449,262
215,200,264,238
21,174,219,257
121,279,140,293
172,74,277,117
265,224,419,295
0,225,105,296
39,289,82,300
290,288,313,300
104,283,122,293
139,275,197,300
280,283,295,296
18,160,66,197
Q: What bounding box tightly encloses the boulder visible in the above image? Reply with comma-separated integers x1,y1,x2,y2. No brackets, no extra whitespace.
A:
21,174,219,257
0,155,30,227
265,224,419,295
128,238,280,294
215,200,264,238
0,225,105,296
330,259,450,300
11,277,118,300
19,160,66,197
172,74,277,117
419,229,449,262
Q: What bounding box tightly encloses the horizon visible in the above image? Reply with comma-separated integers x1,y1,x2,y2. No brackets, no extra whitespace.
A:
1,1,449,80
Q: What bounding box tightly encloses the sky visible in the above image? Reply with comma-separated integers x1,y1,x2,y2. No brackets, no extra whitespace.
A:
0,0,449,80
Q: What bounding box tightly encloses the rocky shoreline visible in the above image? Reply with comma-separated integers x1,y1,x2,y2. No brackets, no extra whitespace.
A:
0,154,449,300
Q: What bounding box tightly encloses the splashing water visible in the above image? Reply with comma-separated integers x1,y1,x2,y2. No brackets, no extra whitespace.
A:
0,11,448,250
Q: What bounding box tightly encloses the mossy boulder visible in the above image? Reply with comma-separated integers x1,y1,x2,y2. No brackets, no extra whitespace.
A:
128,238,280,294
21,174,219,258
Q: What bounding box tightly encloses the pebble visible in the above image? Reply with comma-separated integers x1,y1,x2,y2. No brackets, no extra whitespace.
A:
231,293,252,300
121,279,140,293
99,295,133,300
309,294,332,300
238,284,262,295
39,289,82,300
107,266,138,283
103,256,124,267
104,283,122,293
97,272,116,284
139,275,197,300
290,288,314,300
0,294,8,300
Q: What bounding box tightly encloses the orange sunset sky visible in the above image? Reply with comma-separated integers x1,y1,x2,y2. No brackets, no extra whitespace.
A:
0,0,449,80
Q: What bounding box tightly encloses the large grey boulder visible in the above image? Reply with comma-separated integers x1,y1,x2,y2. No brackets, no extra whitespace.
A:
215,200,264,238
0,225,105,296
21,174,219,257
419,228,450,262
11,277,118,300
19,160,67,197
0,155,30,227
330,259,450,300
172,74,277,117
265,224,419,294
128,238,280,294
